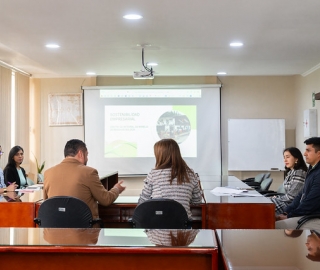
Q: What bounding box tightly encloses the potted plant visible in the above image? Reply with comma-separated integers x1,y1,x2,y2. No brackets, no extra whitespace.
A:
35,157,45,184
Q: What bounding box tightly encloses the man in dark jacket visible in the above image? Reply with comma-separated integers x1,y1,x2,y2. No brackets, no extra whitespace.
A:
276,137,320,229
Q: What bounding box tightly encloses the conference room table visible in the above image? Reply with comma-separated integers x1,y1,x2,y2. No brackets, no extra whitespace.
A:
200,175,275,229
0,174,275,229
216,229,320,270
0,228,218,270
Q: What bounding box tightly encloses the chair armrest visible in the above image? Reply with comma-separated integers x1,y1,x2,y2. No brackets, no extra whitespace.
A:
297,214,320,229
242,177,254,183
91,218,104,228
259,190,275,195
246,182,261,187
187,219,193,229
34,218,41,226
264,192,285,197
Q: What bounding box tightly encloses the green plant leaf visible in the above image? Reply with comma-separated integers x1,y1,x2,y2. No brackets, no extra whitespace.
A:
34,155,45,173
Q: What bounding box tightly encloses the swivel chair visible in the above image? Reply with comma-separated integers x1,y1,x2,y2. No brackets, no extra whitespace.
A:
261,183,285,196
256,178,273,194
242,173,265,183
131,198,191,229
34,196,103,228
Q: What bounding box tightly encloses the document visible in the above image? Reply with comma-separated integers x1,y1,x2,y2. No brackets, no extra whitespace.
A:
210,187,263,197
231,193,263,197
15,186,41,192
210,187,244,196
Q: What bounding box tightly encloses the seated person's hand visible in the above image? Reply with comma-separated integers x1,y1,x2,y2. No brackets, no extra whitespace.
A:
6,182,18,192
114,180,126,194
276,213,288,221
4,191,21,201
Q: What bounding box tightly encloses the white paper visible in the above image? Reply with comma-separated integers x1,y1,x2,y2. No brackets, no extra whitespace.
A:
210,187,244,196
232,193,263,197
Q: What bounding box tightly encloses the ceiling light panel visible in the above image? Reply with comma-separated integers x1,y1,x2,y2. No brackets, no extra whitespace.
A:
123,14,143,20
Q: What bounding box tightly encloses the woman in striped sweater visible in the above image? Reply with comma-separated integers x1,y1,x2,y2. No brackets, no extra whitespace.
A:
138,139,202,219
270,147,308,215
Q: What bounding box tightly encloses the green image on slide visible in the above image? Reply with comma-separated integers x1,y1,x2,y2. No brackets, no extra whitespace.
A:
105,140,137,157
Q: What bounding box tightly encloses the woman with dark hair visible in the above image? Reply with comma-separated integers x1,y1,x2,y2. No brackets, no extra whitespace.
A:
0,145,17,193
270,147,307,215
3,145,28,189
138,139,202,219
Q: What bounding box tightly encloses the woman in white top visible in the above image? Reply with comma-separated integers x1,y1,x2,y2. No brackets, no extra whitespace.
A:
138,139,202,219
0,145,17,193
3,145,28,189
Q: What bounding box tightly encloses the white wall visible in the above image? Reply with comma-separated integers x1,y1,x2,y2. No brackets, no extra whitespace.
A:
295,69,320,151
220,76,297,188
31,74,320,191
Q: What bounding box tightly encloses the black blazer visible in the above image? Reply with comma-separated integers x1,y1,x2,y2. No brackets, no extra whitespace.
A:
4,164,27,189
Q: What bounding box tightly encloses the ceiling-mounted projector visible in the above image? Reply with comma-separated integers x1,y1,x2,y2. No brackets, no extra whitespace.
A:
133,70,154,79
133,46,155,80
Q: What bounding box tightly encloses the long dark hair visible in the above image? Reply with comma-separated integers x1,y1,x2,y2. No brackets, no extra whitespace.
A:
283,147,308,175
153,139,194,184
4,145,24,168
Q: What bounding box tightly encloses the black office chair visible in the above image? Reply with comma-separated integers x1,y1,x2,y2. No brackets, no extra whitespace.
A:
256,178,273,193
242,173,265,183
131,198,191,229
34,196,103,228
296,215,320,229
243,172,270,188
245,173,271,190
261,183,285,196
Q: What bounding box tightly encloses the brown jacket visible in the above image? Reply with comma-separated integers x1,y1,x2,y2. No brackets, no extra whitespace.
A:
44,158,119,218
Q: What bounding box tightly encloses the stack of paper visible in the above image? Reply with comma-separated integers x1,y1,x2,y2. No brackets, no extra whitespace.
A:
15,185,42,192
210,187,262,197
210,187,244,196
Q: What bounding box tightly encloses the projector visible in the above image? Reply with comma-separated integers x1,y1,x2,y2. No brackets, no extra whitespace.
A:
133,71,154,79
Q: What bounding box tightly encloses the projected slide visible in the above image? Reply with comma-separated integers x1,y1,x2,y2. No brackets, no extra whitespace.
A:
105,105,196,158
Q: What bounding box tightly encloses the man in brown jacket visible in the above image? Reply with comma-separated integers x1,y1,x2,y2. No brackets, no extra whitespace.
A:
44,139,125,219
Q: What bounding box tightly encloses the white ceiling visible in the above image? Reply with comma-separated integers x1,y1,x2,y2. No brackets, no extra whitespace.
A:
1,0,320,78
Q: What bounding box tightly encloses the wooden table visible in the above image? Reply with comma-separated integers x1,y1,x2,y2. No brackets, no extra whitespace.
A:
0,174,275,229
216,229,320,270
0,228,218,270
201,175,275,229
0,190,42,227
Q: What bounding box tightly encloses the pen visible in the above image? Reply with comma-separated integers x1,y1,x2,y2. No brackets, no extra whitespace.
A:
8,182,12,185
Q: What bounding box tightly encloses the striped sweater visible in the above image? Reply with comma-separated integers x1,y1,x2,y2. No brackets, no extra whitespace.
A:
138,168,202,218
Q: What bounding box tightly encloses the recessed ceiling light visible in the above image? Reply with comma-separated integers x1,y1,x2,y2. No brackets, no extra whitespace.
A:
86,72,96,75
230,42,243,47
217,72,227,75
147,62,158,66
123,14,143,20
45,44,60,48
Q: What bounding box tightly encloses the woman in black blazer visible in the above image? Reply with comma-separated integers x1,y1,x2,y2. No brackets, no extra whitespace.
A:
4,146,28,189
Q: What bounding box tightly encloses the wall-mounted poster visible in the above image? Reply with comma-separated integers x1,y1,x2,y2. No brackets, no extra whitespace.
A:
48,93,83,126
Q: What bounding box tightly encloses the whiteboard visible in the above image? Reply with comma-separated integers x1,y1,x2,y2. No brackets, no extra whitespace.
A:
228,119,285,171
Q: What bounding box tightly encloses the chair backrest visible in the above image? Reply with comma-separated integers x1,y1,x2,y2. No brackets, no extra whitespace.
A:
34,196,97,228
132,198,189,229
259,178,273,192
252,173,266,184
264,172,271,179
277,184,285,194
